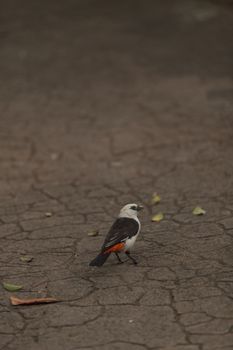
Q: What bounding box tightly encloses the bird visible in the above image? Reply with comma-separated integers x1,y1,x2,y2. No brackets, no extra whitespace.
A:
89,203,143,267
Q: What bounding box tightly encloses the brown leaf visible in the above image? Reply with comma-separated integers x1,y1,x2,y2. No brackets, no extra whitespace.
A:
151,193,161,205
87,230,99,237
20,255,33,263
192,206,206,215
151,212,164,222
10,296,60,306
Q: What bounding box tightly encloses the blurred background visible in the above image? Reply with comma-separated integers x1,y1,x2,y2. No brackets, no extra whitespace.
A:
0,0,232,192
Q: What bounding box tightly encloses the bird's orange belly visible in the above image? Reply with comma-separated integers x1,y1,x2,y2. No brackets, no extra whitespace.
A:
104,243,125,254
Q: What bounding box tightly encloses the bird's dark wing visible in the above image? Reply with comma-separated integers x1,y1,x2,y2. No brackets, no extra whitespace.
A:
101,217,139,252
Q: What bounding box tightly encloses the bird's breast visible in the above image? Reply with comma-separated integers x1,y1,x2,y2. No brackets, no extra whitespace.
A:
123,231,140,252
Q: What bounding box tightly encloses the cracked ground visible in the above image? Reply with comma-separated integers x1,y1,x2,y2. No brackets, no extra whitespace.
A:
0,0,233,349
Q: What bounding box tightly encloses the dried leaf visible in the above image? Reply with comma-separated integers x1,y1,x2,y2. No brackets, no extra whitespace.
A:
20,255,33,263
151,212,164,222
3,283,23,292
87,230,99,237
192,206,206,215
10,296,60,306
151,193,161,205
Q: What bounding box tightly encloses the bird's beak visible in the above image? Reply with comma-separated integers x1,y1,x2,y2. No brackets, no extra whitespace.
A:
137,205,144,211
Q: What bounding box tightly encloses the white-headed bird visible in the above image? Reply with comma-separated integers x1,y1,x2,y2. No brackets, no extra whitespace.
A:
89,203,143,266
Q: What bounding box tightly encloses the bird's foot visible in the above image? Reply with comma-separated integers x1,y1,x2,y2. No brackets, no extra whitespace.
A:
125,252,138,265
115,252,124,264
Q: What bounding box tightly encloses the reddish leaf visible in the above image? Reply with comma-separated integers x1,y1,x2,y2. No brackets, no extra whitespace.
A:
10,296,60,306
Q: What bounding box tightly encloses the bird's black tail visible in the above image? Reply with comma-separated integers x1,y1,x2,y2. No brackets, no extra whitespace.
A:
89,252,110,267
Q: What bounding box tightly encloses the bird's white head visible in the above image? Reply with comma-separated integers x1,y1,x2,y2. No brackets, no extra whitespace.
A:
119,203,143,219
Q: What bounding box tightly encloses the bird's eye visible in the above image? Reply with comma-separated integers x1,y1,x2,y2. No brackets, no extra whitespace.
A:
130,206,137,211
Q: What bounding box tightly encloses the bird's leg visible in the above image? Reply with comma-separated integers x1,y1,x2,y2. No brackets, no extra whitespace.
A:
125,251,138,265
115,252,124,264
